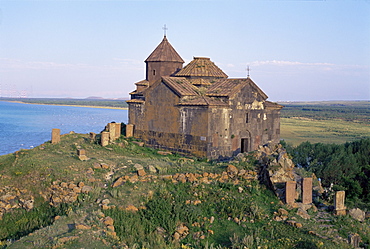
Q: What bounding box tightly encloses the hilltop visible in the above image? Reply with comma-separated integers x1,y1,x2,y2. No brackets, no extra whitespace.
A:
0,132,368,248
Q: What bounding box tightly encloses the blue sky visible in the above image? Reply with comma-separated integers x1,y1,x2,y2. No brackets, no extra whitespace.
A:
0,0,369,101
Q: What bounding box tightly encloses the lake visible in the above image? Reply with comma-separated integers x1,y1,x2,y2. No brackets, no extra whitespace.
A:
0,101,128,155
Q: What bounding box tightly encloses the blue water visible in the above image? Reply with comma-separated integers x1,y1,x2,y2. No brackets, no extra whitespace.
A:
0,101,128,155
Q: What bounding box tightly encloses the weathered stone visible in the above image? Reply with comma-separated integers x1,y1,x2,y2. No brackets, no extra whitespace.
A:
51,128,61,144
101,132,110,146
348,233,361,248
226,165,238,176
89,132,96,142
173,232,181,241
112,177,125,188
75,224,91,230
148,165,157,173
93,162,102,169
285,181,296,205
126,124,134,137
134,163,144,170
132,141,144,147
103,216,114,226
81,186,93,193
334,191,346,215
137,169,146,176
302,178,312,204
297,208,310,219
101,163,109,169
158,151,172,155
77,149,85,156
108,123,117,142
278,208,289,216
126,205,138,212
349,208,365,222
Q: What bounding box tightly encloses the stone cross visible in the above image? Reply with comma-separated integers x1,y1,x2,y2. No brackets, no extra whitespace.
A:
126,124,134,138
51,128,61,144
334,191,346,215
101,132,110,147
108,123,116,143
285,181,296,205
302,177,313,204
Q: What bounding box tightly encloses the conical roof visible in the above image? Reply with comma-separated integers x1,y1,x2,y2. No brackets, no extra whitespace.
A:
145,36,184,63
175,57,228,78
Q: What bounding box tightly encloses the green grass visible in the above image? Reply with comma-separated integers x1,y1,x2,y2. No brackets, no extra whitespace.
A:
280,117,370,146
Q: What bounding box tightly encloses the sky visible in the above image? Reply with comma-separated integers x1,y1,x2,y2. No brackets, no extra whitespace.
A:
0,0,369,101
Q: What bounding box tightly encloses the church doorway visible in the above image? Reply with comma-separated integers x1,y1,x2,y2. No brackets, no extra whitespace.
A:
241,138,250,153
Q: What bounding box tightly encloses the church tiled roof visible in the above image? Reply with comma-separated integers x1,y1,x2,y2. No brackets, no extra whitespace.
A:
145,36,184,63
162,76,198,97
178,96,229,106
175,57,228,78
206,78,268,99
264,101,284,109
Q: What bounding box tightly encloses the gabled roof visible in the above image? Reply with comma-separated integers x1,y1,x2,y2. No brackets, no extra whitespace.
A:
162,76,198,97
134,79,149,86
206,78,268,99
145,36,184,63
175,57,228,78
264,101,284,109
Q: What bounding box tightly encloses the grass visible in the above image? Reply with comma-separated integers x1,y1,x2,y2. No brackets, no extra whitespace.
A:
280,117,370,146
0,101,369,248
279,101,370,146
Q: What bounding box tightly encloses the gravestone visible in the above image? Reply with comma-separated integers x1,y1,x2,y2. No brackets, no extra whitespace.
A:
115,123,121,139
101,132,110,147
89,132,96,143
348,233,361,248
108,123,116,142
302,177,312,204
77,149,88,161
126,124,134,137
334,191,346,215
51,128,61,144
285,181,296,205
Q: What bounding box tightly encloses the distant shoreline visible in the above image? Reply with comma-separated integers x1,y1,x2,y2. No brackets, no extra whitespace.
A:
1,100,129,110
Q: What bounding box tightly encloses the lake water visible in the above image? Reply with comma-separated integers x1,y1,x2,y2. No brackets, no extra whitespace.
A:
0,101,128,155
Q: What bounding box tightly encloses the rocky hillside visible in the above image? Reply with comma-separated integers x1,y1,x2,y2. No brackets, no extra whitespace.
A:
0,132,368,248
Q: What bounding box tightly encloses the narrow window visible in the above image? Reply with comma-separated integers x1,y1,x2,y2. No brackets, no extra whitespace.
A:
153,70,156,75
246,112,249,123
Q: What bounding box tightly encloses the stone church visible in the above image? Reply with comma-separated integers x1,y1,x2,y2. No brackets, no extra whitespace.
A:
127,35,282,159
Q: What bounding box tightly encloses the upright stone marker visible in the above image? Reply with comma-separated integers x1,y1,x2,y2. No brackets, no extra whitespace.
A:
51,128,61,144
77,149,88,161
108,123,116,142
115,123,121,139
334,190,346,215
126,124,134,138
302,177,313,204
89,132,96,143
101,132,110,147
285,181,296,205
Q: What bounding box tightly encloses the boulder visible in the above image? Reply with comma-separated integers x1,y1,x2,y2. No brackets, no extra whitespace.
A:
349,208,365,222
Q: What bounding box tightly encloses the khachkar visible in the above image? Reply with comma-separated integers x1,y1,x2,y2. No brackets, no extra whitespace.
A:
302,177,313,204
285,181,296,205
334,190,346,215
100,122,122,146
51,128,61,144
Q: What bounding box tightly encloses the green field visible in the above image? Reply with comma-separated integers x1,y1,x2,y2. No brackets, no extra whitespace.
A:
279,101,370,146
